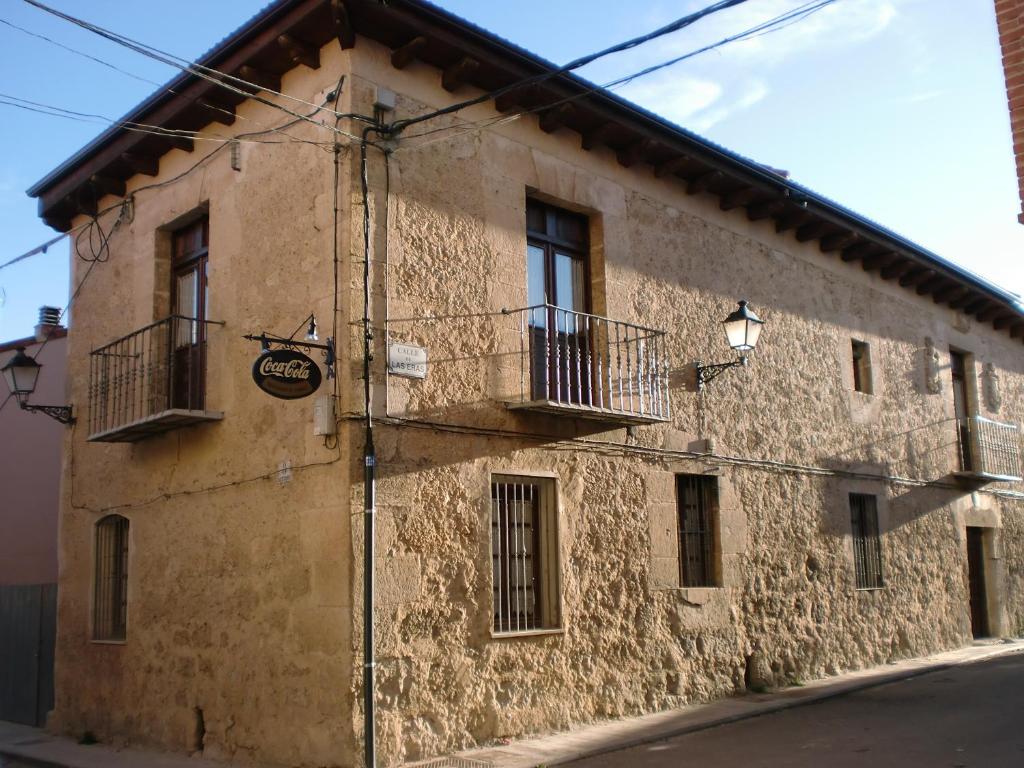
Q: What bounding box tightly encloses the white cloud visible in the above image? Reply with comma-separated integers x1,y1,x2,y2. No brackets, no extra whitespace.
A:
618,73,724,125
691,80,769,131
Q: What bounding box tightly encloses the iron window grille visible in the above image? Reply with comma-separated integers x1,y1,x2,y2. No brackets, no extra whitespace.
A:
677,474,718,588
491,475,560,634
850,493,884,589
93,515,129,641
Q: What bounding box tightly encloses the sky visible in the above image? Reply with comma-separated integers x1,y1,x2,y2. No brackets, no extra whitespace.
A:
0,0,1021,341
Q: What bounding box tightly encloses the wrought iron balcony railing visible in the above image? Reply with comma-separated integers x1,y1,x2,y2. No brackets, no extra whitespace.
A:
956,415,1022,483
506,304,670,423
87,315,223,443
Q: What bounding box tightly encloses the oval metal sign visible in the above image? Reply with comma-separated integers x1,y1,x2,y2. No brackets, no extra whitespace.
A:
252,349,322,400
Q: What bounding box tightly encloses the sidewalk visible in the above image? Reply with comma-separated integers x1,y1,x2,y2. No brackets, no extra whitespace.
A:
0,721,231,768
405,638,1024,768
2,639,1020,768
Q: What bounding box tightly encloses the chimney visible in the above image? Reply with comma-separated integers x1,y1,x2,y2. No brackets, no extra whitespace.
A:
35,305,63,342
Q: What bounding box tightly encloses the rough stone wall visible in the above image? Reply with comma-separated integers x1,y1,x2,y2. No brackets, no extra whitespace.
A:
996,0,1024,222
54,46,356,766
345,37,1024,766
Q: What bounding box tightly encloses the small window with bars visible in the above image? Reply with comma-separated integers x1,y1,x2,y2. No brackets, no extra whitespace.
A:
851,340,873,394
850,493,884,589
677,474,719,588
491,475,560,634
94,515,129,641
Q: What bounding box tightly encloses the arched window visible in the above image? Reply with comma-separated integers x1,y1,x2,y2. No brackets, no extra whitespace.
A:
94,515,129,641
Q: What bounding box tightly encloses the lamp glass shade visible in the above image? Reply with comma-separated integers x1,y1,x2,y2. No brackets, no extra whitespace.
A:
1,347,41,397
723,301,764,353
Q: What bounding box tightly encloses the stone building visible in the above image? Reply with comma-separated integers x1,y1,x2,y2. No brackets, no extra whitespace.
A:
27,1,1024,766
996,0,1024,221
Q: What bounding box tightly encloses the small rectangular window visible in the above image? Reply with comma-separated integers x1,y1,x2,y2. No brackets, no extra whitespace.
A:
94,515,129,640
850,494,883,589
491,475,560,634
851,340,872,394
677,475,719,588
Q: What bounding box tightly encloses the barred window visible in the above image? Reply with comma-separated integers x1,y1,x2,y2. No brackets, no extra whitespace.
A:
677,474,718,588
850,493,884,589
94,515,129,641
491,475,560,634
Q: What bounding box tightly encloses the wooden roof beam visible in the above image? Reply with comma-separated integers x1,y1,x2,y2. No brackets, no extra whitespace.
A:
916,275,950,296
331,0,355,49
687,170,722,196
161,134,194,153
746,198,785,221
839,242,875,262
948,290,978,309
977,304,1006,322
775,209,809,233
933,284,969,304
277,33,320,70
963,297,990,314
654,154,690,179
121,153,158,177
392,35,427,69
580,122,615,151
1011,323,1024,338
795,221,831,243
72,188,98,217
495,85,536,114
238,65,281,94
993,314,1017,330
898,268,934,288
616,139,655,169
861,251,895,271
442,56,480,92
196,100,236,127
719,186,757,212
89,175,126,199
880,259,914,280
538,104,574,134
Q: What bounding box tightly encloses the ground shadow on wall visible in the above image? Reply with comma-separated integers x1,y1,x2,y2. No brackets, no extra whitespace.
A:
816,454,966,542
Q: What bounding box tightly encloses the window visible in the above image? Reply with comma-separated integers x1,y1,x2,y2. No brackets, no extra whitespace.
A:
171,217,209,410
851,340,872,394
491,475,560,633
94,515,129,640
950,350,975,471
849,494,883,589
526,198,591,405
677,475,719,588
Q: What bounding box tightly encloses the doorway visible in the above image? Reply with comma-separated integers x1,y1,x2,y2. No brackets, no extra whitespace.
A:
949,350,973,471
966,527,989,638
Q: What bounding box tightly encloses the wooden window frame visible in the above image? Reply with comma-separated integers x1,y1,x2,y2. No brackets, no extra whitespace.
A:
490,474,561,635
851,339,873,394
170,217,210,410
676,474,719,588
850,493,884,590
93,515,130,641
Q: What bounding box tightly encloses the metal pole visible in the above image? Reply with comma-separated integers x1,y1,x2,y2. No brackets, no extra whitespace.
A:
363,438,376,768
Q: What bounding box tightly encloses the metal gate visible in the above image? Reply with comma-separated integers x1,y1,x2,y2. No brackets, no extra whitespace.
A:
0,584,56,726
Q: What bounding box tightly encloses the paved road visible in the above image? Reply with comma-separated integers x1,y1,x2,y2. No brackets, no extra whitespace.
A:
572,651,1024,768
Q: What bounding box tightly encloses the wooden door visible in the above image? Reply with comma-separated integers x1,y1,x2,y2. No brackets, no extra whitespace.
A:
966,527,988,638
171,219,208,411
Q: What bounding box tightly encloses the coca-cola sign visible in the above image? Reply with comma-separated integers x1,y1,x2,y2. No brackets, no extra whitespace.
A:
252,349,322,400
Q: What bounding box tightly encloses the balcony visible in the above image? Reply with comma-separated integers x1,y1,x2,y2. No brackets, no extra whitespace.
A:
506,305,670,424
87,315,223,443
955,415,1022,484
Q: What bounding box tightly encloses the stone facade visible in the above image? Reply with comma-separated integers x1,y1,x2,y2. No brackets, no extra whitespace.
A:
996,0,1024,222
40,7,1023,768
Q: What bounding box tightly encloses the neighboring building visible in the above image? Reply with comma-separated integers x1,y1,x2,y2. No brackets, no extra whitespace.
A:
0,307,66,585
996,0,1024,222
25,1,1024,766
0,307,65,725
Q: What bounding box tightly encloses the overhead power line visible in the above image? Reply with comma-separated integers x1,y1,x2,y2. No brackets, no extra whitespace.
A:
388,0,753,133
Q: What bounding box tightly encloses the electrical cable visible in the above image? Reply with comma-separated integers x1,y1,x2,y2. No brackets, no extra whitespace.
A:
392,0,839,152
22,0,373,139
388,0,752,134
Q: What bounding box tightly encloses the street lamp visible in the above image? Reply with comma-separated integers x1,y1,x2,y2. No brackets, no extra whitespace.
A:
1,346,74,424
695,300,765,390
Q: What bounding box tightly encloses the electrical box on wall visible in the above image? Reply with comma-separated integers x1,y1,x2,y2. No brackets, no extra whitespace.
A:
313,393,336,436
